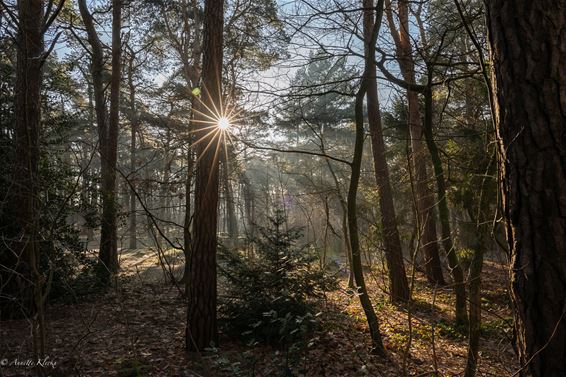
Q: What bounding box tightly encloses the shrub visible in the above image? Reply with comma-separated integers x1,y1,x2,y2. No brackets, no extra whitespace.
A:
218,209,337,345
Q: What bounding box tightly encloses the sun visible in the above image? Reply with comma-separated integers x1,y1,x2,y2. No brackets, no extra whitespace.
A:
217,117,231,130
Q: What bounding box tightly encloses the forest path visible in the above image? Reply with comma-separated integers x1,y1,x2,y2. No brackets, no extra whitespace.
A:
0,253,517,376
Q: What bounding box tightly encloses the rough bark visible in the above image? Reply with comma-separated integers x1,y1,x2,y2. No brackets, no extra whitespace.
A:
13,0,45,355
364,0,409,303
186,0,224,352
486,2,566,376
385,0,445,285
181,145,194,285
101,0,121,276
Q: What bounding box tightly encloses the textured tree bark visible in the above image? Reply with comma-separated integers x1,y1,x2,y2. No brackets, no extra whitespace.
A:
13,0,45,356
100,0,121,276
423,84,467,325
186,0,224,352
181,144,194,285
486,2,566,376
385,0,445,285
364,0,409,303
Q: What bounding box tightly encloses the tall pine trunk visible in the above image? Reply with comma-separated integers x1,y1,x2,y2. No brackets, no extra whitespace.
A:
186,0,224,351
78,0,121,280
364,0,409,303
99,0,121,276
486,2,566,375
13,0,45,355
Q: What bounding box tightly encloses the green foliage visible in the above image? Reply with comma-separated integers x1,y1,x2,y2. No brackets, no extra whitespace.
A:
456,248,475,271
481,317,513,338
0,53,101,315
436,319,466,340
218,209,337,345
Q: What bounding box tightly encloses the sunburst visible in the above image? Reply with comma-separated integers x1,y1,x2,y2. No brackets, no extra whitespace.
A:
217,117,230,130
187,85,246,185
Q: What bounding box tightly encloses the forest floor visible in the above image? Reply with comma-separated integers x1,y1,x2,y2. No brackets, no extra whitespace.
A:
0,248,518,376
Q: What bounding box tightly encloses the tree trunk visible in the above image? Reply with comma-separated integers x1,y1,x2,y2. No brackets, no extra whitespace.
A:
78,0,121,280
423,84,467,325
13,0,45,356
178,0,202,287
351,83,385,356
242,174,256,250
463,205,486,377
364,0,409,303
99,0,121,278
222,152,238,244
186,0,224,352
385,0,445,285
486,2,566,375
322,142,355,288
464,243,484,377
127,55,137,250
347,0,387,355
181,143,194,285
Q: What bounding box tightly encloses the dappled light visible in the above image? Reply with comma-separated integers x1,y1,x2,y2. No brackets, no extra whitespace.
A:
1,0,564,375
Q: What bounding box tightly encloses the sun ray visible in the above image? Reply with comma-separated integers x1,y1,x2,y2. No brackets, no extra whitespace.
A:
190,127,222,149
185,124,219,133
200,85,223,125
191,102,222,123
194,128,221,161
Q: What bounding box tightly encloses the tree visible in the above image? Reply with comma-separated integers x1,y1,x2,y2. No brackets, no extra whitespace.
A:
126,45,139,250
348,0,387,355
186,0,224,352
11,0,46,357
364,0,409,303
276,53,357,287
384,0,445,285
218,209,336,344
0,0,67,357
77,0,122,281
486,1,566,375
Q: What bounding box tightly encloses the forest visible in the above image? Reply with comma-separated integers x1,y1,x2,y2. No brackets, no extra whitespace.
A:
0,0,564,376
